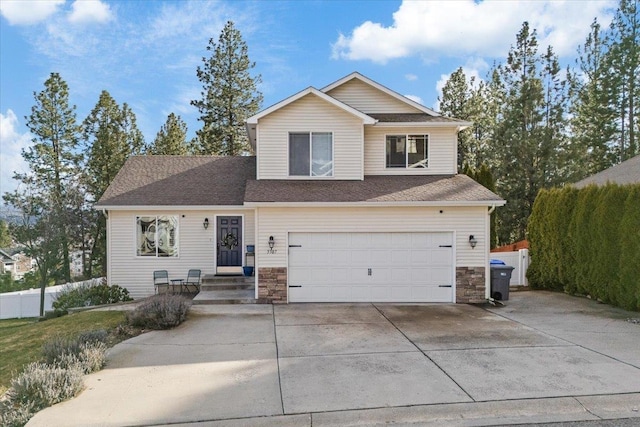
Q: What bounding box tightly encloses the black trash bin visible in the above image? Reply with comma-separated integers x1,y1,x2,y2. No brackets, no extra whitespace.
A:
490,264,515,301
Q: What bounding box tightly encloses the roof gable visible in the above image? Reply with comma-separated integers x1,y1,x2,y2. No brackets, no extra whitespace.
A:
321,72,439,116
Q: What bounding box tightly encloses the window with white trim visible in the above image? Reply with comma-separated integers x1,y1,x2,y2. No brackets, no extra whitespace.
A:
386,134,429,168
136,216,178,257
289,132,333,176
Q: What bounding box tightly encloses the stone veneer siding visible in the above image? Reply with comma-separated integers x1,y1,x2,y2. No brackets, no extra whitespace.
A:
257,267,287,303
456,266,486,303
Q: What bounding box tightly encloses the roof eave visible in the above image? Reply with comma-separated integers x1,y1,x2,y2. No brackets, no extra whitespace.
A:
371,121,473,128
94,204,251,211
244,200,506,208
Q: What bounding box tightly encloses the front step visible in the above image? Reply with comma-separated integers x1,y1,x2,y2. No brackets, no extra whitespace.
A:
192,289,256,304
201,274,254,291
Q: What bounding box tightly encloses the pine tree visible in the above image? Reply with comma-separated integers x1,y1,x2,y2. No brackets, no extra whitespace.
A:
149,113,189,155
607,0,640,160
492,23,569,244
82,90,145,276
13,73,81,283
191,21,263,155
569,19,618,177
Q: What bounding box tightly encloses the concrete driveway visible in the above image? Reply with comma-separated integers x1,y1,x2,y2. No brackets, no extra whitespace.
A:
28,291,640,426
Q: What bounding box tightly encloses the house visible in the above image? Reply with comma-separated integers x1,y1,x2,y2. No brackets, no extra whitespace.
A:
96,72,505,303
0,248,35,280
573,154,640,188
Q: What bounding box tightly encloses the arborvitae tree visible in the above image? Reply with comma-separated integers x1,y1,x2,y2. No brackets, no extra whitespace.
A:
10,73,81,283
569,19,618,177
191,21,263,155
149,113,189,155
570,185,601,295
82,90,145,276
618,185,640,310
607,0,640,161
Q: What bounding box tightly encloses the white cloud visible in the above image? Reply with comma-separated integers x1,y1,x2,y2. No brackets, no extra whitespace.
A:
0,0,64,25
332,0,616,64
405,74,418,81
0,110,31,196
68,0,112,24
404,94,423,105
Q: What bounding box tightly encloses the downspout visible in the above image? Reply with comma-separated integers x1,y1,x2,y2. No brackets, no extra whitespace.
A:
485,204,496,299
102,209,109,286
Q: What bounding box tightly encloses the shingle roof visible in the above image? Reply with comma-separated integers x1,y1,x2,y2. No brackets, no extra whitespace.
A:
244,175,504,204
369,113,466,123
96,156,256,207
573,155,640,188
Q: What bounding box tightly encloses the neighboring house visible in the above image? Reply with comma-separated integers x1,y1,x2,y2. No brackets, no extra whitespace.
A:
573,154,640,188
0,248,35,280
96,72,505,303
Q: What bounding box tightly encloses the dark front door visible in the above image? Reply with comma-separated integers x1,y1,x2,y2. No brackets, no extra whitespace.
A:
217,216,242,267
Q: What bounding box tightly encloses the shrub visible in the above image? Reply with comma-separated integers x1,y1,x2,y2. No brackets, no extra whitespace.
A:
42,330,109,374
3,362,83,412
126,294,191,330
53,281,132,314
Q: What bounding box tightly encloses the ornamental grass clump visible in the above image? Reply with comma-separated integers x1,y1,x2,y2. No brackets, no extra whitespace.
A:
126,294,191,330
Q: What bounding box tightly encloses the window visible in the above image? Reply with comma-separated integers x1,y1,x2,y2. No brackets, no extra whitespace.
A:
386,134,428,168
289,132,333,176
136,216,178,257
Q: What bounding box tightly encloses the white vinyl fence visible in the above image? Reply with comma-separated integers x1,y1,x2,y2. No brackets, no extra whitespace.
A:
490,249,530,286
0,278,105,319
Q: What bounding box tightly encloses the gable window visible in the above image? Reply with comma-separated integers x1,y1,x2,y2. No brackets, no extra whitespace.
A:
289,132,333,177
136,216,178,257
386,135,429,168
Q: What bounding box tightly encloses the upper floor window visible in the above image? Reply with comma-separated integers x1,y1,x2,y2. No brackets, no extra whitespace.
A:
136,215,178,257
289,132,333,177
386,135,429,168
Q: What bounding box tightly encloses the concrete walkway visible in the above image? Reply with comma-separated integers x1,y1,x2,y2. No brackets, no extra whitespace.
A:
28,292,640,426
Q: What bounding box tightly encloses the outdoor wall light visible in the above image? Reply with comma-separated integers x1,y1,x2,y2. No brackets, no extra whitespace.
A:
268,236,275,249
203,218,209,230
469,235,478,249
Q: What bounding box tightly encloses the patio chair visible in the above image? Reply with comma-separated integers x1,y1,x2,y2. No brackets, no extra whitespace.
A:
183,269,201,293
153,270,170,294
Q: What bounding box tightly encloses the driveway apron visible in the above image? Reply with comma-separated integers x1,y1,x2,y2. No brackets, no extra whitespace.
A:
27,293,640,426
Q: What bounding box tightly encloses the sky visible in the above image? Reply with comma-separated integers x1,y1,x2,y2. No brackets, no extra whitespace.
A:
0,0,618,197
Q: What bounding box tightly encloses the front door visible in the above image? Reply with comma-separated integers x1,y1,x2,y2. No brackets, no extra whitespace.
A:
217,216,242,267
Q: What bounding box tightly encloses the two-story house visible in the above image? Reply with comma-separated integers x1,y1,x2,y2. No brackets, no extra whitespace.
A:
96,72,504,304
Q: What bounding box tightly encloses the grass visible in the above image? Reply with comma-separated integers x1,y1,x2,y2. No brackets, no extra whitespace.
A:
0,311,127,395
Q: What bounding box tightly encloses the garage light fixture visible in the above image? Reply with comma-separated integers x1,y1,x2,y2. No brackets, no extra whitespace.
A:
268,236,275,249
468,235,477,249
203,218,209,230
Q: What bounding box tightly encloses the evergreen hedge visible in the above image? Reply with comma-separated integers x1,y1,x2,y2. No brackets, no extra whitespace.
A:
527,184,640,311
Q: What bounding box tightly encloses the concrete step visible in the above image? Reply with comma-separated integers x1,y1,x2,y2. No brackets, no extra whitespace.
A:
192,289,256,305
202,274,253,284
201,282,254,291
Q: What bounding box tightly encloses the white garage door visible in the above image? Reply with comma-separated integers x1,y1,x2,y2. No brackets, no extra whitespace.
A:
288,232,454,303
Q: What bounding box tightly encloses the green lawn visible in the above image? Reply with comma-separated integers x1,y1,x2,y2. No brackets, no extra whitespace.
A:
0,311,127,395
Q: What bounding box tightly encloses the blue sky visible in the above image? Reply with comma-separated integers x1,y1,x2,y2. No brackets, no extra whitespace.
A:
0,0,617,196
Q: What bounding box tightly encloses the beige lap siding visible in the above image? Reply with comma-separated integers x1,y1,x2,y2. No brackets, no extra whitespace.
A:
107,209,255,299
255,206,488,303
364,126,458,176
325,78,420,114
256,93,364,180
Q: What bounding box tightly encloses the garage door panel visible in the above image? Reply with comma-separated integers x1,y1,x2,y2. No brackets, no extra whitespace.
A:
288,232,454,303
